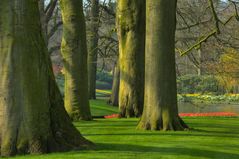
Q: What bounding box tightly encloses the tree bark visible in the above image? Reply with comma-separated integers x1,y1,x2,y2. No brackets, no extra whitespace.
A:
88,0,99,100
38,0,48,44
60,0,92,120
0,0,92,156
108,61,120,106
197,49,202,76
137,0,188,130
117,0,145,117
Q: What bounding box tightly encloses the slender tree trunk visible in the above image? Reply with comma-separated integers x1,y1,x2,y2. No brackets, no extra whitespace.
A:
197,49,202,76
108,61,120,106
39,0,48,44
60,0,92,120
137,0,188,130
117,0,145,117
88,0,99,100
0,1,91,156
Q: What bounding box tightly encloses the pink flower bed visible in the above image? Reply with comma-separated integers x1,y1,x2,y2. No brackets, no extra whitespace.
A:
104,112,239,118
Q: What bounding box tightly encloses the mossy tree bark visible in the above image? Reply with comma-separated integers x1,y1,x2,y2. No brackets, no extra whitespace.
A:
88,0,99,100
117,0,145,117
137,0,188,130
60,0,92,120
108,61,120,106
0,0,91,157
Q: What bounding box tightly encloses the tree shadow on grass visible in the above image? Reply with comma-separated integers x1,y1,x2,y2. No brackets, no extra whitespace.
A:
76,125,135,128
191,128,239,135
74,120,138,128
82,131,239,139
188,122,239,129
92,143,239,159
84,133,239,139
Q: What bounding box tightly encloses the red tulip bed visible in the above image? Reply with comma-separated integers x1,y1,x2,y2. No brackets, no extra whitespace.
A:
104,114,120,119
104,112,239,119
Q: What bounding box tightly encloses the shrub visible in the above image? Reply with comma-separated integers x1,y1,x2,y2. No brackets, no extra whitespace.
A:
96,80,112,90
177,75,221,94
96,70,113,84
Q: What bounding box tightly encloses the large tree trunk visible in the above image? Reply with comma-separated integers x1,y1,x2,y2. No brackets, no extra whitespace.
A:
88,0,99,100
137,0,188,130
108,61,120,106
0,1,91,157
60,0,92,120
117,0,145,117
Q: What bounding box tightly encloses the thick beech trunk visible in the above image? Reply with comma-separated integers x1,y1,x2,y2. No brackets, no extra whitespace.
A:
0,1,91,156
88,0,99,99
117,0,145,117
108,61,120,106
137,0,188,130
60,0,92,120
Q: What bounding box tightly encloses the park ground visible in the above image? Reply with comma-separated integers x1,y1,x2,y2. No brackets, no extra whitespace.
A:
10,99,239,159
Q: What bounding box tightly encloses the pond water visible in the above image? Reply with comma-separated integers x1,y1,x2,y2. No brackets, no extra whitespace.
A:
178,102,239,113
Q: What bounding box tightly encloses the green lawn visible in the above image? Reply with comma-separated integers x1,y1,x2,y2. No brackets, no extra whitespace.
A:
95,89,111,98
90,99,118,116
10,117,239,159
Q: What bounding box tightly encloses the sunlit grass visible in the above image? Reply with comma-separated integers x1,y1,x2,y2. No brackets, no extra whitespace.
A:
95,89,112,98
90,99,118,117
8,97,239,159
96,89,112,95
11,117,239,159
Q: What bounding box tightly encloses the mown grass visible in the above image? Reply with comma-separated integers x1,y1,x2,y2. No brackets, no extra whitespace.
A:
10,117,239,159
95,89,111,98
90,99,118,117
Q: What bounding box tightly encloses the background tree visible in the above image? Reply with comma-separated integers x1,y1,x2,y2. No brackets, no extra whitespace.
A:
108,61,120,106
176,0,239,76
117,0,146,117
88,0,100,99
60,0,92,120
137,0,188,130
207,48,239,93
39,0,62,52
0,0,91,156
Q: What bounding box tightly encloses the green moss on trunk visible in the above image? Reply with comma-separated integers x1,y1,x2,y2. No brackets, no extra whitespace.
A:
117,0,145,118
60,0,92,120
137,0,188,130
0,1,92,156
